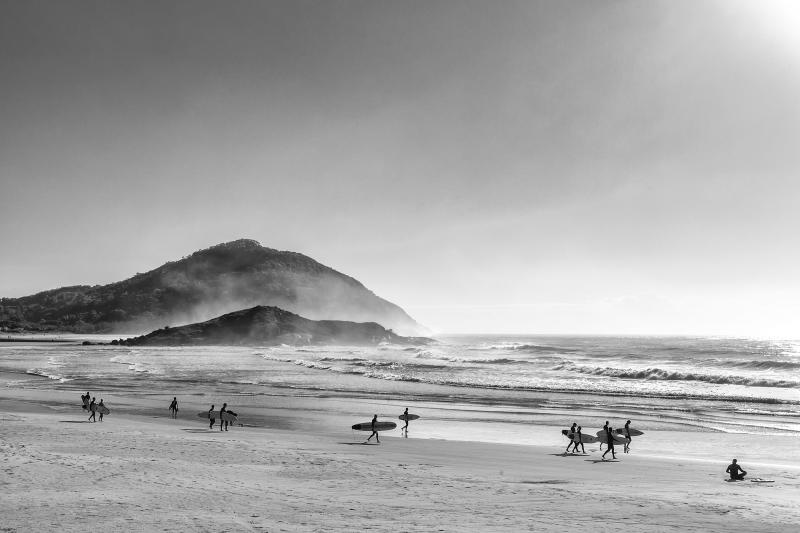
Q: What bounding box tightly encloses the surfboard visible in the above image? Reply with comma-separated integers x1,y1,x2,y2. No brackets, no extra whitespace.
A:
97,405,110,415
198,411,238,423
399,414,420,421
352,421,397,432
561,430,600,443
595,430,629,444
615,428,644,437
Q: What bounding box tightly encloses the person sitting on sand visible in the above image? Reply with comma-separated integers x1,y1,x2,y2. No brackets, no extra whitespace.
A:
88,397,97,422
574,426,585,454
220,403,228,432
98,399,105,422
623,420,632,454
366,414,380,444
565,423,578,454
169,397,178,419
726,459,747,480
208,404,215,430
602,425,616,460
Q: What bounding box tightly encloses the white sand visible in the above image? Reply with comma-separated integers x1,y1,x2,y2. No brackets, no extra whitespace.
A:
1,388,799,532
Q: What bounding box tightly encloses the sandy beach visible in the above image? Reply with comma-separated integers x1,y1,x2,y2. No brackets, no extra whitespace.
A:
2,384,798,533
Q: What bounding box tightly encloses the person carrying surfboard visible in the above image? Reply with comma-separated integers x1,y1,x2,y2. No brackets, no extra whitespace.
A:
599,420,609,450
623,420,632,453
220,403,228,432
208,404,216,430
574,426,586,454
169,397,178,419
726,459,747,480
601,425,616,460
88,397,97,422
365,414,380,444
565,423,578,454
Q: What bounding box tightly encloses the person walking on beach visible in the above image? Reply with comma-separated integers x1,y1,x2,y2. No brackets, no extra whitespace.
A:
600,420,609,450
623,419,632,453
220,402,228,431
574,426,586,454
726,459,747,480
365,414,380,444
169,397,178,419
565,423,578,454
98,399,105,422
208,404,216,430
602,425,616,460
88,397,96,422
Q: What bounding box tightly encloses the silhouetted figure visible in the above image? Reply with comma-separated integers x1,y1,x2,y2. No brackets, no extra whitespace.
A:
366,414,380,444
220,402,228,431
169,397,178,419
565,423,578,453
98,399,105,422
726,459,747,480
574,426,586,454
602,425,616,460
208,404,215,430
88,397,96,422
600,420,609,450
623,420,632,453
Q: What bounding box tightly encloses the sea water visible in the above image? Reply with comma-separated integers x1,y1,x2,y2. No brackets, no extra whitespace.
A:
2,335,799,456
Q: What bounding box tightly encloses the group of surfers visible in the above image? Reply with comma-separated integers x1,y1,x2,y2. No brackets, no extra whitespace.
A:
80,392,106,422
564,419,634,460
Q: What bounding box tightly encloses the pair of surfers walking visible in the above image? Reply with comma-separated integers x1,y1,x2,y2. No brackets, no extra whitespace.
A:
208,402,235,431
365,408,413,444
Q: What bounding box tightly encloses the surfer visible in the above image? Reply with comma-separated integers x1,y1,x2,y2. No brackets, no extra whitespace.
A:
365,414,380,444
88,397,96,422
208,404,216,430
599,420,609,450
169,397,178,419
623,420,632,453
601,425,616,460
726,459,747,481
574,426,585,454
98,399,105,422
402,408,410,434
565,423,578,454
220,403,228,432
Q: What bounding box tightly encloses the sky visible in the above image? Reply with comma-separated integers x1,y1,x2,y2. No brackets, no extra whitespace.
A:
1,0,799,337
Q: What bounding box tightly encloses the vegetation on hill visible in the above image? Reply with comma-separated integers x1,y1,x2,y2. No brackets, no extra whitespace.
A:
112,306,430,346
0,239,422,335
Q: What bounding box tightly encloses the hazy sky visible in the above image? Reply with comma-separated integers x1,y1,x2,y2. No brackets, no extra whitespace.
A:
2,1,799,336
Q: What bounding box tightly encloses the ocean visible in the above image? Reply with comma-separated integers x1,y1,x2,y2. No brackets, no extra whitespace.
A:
3,334,798,446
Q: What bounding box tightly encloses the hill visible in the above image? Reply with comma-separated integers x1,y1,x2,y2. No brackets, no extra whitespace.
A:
0,239,424,335
111,306,430,346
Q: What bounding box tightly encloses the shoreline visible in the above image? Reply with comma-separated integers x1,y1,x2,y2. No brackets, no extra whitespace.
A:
2,383,800,531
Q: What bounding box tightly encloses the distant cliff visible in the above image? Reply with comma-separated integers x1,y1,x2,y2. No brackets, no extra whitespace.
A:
0,239,424,335
112,306,430,347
